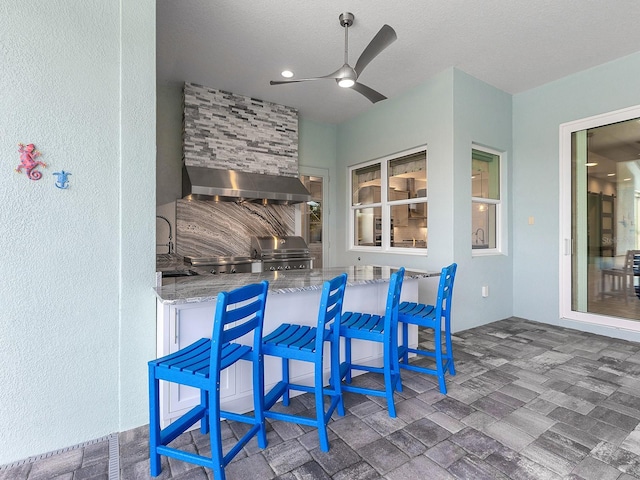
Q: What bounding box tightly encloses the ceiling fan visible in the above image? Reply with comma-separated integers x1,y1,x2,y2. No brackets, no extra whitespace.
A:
270,12,397,103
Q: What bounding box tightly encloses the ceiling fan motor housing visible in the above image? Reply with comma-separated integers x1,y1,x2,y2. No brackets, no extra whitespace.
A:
339,12,354,27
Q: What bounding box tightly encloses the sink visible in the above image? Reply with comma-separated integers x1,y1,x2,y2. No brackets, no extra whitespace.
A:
161,270,199,278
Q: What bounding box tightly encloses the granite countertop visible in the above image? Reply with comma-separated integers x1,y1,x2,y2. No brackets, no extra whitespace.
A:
154,265,438,305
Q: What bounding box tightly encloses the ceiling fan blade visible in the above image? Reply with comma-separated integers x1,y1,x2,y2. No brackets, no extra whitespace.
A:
270,77,327,85
354,24,397,76
351,82,387,103
270,67,346,85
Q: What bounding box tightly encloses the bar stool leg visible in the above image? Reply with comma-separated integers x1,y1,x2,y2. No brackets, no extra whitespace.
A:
148,365,161,477
254,352,267,448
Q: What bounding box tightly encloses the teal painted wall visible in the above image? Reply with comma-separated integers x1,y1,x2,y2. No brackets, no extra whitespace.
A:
513,52,640,337
157,85,184,206
336,69,455,271
119,0,157,434
452,70,513,329
0,0,156,464
298,118,337,171
298,118,338,264
334,68,513,331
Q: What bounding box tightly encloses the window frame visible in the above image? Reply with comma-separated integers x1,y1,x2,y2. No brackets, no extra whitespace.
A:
471,144,504,256
349,146,428,254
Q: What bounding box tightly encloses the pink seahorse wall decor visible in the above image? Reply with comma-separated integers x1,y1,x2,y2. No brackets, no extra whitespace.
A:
16,143,47,180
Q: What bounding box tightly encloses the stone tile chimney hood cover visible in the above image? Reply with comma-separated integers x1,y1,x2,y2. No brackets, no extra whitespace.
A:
182,166,311,205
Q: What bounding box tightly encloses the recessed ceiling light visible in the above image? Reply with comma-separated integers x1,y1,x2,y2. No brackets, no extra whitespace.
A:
585,162,598,167
624,177,632,181
607,173,616,176
281,70,294,78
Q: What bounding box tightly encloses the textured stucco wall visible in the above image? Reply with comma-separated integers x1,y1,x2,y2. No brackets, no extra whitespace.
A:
118,0,157,434
0,0,156,464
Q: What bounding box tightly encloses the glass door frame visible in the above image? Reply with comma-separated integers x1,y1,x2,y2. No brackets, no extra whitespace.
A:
560,103,640,331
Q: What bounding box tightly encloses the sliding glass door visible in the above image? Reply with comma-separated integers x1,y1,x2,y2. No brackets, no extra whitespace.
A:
561,106,640,327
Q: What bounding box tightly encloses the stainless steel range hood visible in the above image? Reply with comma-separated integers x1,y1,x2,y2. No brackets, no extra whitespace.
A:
182,166,311,205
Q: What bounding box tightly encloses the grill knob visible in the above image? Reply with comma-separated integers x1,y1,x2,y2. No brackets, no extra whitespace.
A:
277,265,283,270
230,268,236,273
269,266,276,271
285,265,291,270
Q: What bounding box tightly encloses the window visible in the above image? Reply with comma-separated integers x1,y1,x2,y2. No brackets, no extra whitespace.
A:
350,147,427,251
472,146,502,252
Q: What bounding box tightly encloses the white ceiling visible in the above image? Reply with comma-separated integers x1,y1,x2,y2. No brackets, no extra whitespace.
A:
157,1,640,124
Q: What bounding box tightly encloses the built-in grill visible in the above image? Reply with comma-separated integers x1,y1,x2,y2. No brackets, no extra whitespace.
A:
250,235,312,272
183,255,253,274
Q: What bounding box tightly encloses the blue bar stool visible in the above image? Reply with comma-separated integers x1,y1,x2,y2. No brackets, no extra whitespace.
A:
339,267,405,417
262,273,348,452
398,263,457,394
148,281,269,479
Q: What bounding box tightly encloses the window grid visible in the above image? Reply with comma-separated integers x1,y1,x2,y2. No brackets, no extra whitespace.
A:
350,147,427,252
472,145,503,254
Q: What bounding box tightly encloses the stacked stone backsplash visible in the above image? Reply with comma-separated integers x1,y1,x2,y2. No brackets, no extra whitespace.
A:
177,83,299,257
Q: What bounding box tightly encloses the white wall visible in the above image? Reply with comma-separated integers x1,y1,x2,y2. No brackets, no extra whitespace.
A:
0,0,156,464
513,52,640,337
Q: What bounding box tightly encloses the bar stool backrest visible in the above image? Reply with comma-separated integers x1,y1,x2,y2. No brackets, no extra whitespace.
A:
210,281,269,376
435,263,457,325
317,273,349,352
384,267,405,340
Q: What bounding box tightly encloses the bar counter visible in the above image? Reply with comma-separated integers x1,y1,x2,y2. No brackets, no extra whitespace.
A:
154,265,437,425
154,265,437,305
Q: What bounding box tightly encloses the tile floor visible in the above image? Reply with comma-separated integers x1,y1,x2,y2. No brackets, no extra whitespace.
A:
4,317,640,479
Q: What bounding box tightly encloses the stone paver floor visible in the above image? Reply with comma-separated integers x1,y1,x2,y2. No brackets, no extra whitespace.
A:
3,317,640,479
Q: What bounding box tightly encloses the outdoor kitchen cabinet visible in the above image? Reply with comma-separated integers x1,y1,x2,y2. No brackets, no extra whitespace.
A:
157,299,271,427
156,301,230,425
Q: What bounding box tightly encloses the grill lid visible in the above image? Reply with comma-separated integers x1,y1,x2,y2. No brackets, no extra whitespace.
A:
250,236,310,259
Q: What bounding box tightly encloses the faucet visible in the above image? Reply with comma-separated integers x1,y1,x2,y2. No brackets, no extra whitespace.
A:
156,215,174,254
474,228,485,245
